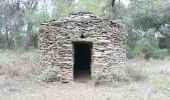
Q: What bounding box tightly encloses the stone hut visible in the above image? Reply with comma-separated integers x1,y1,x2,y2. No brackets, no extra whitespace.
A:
38,12,126,83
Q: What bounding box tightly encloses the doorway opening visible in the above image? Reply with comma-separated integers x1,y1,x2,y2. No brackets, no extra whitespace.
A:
72,41,93,82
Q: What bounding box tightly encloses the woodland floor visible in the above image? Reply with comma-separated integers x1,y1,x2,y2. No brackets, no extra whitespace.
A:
0,76,170,100
0,51,170,100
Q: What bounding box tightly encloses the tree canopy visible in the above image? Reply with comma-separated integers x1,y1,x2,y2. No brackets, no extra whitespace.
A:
0,0,169,59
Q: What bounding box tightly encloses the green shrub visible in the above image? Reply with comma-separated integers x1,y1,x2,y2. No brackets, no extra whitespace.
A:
31,33,38,48
133,47,145,59
126,46,134,59
152,49,169,59
128,28,169,60
133,38,169,59
133,38,154,59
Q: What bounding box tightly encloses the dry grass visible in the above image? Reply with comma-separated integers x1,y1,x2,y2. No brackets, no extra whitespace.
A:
0,50,40,79
0,50,170,85
0,50,170,100
127,58,170,91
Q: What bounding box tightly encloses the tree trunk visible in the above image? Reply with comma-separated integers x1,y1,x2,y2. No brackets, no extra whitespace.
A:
5,25,9,48
24,20,32,50
9,17,18,49
111,0,116,19
5,17,10,48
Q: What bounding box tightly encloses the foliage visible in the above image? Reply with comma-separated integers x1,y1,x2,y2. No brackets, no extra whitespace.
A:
31,33,38,48
126,46,134,59
51,0,75,18
74,0,109,16
159,24,170,49
152,49,169,59
129,0,164,31
132,29,169,59
0,0,170,59
123,0,170,59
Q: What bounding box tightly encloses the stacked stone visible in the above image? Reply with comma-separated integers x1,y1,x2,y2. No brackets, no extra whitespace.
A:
38,11,126,83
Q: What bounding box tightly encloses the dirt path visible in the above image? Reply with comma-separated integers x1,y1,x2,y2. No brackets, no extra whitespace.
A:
0,76,170,100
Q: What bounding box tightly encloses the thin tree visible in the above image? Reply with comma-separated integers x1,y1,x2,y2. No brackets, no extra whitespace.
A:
23,0,38,50
7,0,21,48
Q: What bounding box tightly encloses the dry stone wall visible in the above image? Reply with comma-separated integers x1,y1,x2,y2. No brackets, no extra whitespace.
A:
38,11,126,83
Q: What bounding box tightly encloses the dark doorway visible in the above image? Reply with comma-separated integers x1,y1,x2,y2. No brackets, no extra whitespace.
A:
72,41,92,82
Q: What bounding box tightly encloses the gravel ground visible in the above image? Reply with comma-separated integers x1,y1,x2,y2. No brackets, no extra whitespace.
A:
0,76,170,100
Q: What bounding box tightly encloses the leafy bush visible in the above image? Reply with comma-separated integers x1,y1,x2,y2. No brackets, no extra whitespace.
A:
159,24,170,49
31,33,38,48
133,38,169,60
127,29,169,60
134,38,154,59
152,49,169,59
133,47,145,59
126,46,134,59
